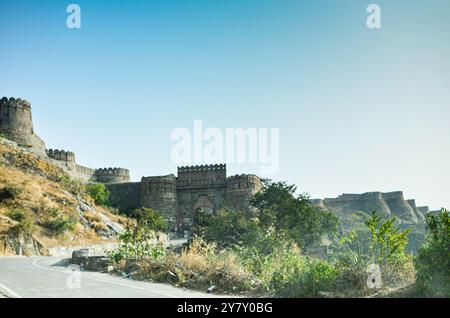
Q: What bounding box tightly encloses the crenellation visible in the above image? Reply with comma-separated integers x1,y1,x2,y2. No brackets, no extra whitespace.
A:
94,167,130,184
46,149,76,162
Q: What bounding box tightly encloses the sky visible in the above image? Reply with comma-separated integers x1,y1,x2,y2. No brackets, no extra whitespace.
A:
1,0,449,210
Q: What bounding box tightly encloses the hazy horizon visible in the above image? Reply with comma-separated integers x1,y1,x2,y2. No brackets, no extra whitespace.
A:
1,0,449,210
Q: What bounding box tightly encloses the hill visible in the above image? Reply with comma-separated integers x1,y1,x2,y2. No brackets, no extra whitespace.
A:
0,137,128,256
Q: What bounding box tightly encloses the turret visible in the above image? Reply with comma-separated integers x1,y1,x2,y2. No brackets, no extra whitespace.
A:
0,97,46,153
94,167,130,184
226,174,263,212
140,175,177,219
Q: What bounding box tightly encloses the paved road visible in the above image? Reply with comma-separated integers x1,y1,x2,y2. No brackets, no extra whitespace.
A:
0,257,218,298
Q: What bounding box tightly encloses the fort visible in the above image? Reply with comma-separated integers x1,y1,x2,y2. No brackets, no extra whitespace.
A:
1,97,431,231
0,97,263,232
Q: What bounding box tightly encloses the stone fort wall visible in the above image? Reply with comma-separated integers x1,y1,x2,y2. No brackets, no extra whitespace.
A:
104,164,263,231
312,191,429,224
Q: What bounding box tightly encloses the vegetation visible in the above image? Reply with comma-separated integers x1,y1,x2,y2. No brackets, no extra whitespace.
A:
251,180,339,249
195,180,339,251
112,199,421,297
7,209,34,233
42,208,77,235
86,183,111,206
415,209,450,297
109,208,167,262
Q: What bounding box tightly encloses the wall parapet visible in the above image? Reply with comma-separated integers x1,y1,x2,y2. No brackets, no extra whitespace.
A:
46,149,76,162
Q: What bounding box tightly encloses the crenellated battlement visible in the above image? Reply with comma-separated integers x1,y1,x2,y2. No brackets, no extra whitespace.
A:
94,167,130,184
226,174,263,192
141,175,177,193
0,97,32,110
46,149,76,162
95,167,130,178
177,164,227,188
381,191,405,200
178,164,226,174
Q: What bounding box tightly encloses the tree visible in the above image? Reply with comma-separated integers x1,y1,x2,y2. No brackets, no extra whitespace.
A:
201,207,260,248
415,209,450,297
251,180,339,249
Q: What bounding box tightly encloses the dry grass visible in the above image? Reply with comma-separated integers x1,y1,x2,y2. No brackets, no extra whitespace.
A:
122,238,260,294
0,164,126,250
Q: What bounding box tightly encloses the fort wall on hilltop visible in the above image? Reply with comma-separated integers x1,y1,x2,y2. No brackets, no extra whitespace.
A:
313,191,427,225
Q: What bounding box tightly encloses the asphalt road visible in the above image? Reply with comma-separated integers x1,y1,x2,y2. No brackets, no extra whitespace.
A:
0,256,219,298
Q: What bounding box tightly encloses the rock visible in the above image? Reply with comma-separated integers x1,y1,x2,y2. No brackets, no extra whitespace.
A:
207,286,216,294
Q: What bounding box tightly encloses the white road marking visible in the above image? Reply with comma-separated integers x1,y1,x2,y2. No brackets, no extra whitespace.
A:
31,258,179,298
0,283,22,298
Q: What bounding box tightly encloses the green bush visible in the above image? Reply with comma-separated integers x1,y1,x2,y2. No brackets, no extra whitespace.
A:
86,183,111,206
0,131,8,139
110,208,167,262
415,209,450,297
43,209,76,235
7,209,34,233
271,254,341,298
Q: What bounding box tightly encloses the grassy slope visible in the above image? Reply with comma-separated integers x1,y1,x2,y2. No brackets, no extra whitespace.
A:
0,140,128,255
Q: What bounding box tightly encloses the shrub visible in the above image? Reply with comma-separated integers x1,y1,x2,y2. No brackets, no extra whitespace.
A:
271,255,341,298
43,209,77,235
415,209,450,297
7,209,34,233
109,208,167,262
86,183,111,206
332,213,415,296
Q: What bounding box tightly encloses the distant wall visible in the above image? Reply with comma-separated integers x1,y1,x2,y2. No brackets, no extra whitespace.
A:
313,191,429,225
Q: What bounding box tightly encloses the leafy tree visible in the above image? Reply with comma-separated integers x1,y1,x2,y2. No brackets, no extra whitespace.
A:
86,183,111,206
251,180,339,249
415,209,450,297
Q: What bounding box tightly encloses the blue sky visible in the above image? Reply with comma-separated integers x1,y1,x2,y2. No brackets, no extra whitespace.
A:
1,0,449,209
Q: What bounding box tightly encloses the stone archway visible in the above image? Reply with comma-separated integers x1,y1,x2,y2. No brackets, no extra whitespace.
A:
193,195,214,215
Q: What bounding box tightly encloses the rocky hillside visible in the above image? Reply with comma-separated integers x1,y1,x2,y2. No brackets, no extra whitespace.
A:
0,137,129,256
